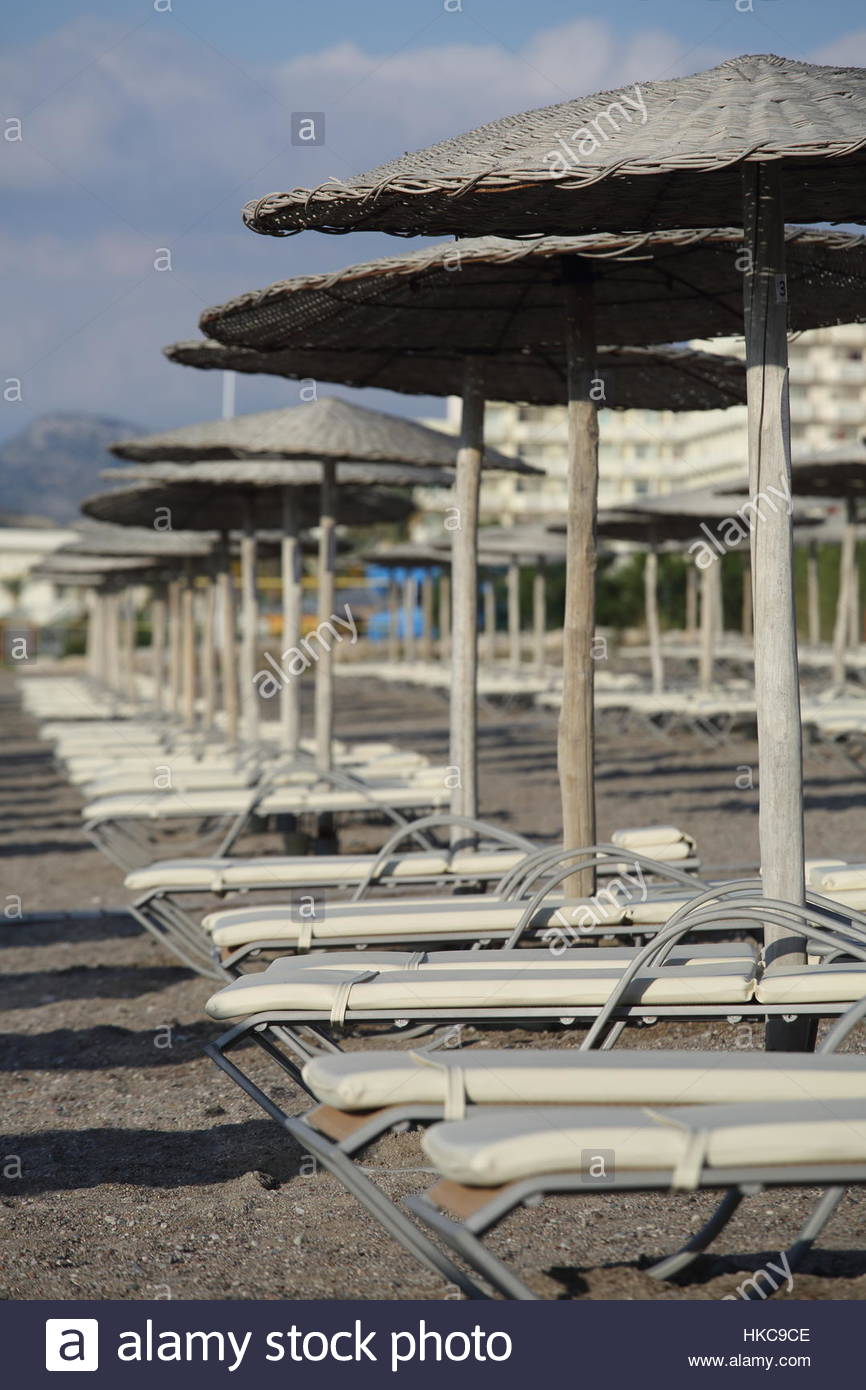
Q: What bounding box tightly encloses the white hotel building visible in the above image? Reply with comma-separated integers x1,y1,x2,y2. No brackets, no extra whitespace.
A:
416,323,866,529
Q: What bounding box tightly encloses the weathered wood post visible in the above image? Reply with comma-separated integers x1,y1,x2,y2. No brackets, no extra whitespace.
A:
450,363,484,838
743,163,809,1049
559,261,599,899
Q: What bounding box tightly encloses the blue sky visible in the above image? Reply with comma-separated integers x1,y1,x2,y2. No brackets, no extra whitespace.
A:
2,0,864,439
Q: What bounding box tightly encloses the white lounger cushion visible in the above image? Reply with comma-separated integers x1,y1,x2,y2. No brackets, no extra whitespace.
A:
205,960,757,1021
829,890,866,909
617,840,693,863
270,942,756,977
625,895,699,925
125,853,452,893
125,848,527,894
422,1099,866,1188
204,897,631,947
756,962,866,1004
612,826,691,849
810,864,866,891
84,784,448,820
304,1048,866,1113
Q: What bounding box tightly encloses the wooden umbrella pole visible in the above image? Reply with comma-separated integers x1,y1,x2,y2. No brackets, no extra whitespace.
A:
484,580,496,663
743,163,809,1048
832,499,856,688
403,574,418,663
533,563,546,674
281,486,302,757
698,563,715,692
507,557,520,669
150,586,167,715
118,590,131,700
806,540,820,647
107,591,122,698
218,535,240,749
560,264,599,899
685,562,698,639
644,546,664,695
450,362,484,838
129,590,140,702
314,459,337,771
83,589,95,682
167,578,181,718
439,572,451,660
88,592,101,685
239,503,259,745
848,514,860,651
420,572,434,662
181,558,197,729
100,592,113,694
200,569,217,732
387,576,400,662
741,551,753,640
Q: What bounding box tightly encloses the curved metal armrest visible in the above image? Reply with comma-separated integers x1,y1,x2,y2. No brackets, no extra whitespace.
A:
350,814,537,902
498,841,697,902
503,845,703,948
581,890,866,1050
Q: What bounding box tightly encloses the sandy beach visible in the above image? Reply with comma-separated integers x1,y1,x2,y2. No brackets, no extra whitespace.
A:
4,665,866,1301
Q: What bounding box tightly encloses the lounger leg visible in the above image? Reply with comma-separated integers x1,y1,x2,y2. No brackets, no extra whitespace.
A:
645,1188,746,1281
405,1196,538,1301
127,899,224,980
742,1186,847,1300
205,1042,489,1299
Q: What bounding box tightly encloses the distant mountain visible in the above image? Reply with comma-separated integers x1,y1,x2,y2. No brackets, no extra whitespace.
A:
0,412,142,523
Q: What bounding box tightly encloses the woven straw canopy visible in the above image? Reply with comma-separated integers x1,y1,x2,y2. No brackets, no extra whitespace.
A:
362,543,452,569
723,445,866,500
474,525,567,560
82,478,415,531
186,230,866,371
68,520,214,559
36,551,159,576
168,338,745,411
788,444,866,499
105,458,454,490
243,54,866,238
110,396,533,473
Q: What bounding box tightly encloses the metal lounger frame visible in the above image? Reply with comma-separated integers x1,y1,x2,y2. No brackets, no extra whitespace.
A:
203,892,866,1298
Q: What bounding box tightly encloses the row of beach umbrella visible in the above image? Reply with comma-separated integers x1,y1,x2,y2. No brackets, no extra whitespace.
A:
59,52,866,1053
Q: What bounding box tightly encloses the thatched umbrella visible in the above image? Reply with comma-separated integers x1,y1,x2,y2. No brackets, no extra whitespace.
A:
125,399,532,820
601,491,824,694
83,467,431,754
361,543,453,663
111,401,508,770
171,230,866,878
241,53,866,1045
727,444,866,688
62,524,214,714
166,233,784,852
472,527,567,672
784,450,866,691
32,551,161,696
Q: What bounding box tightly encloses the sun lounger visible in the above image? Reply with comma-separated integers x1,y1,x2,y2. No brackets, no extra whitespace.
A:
123,816,538,975
204,889,866,1037
82,768,453,871
203,947,866,1299
127,837,700,977
408,1092,866,1298
201,842,702,972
